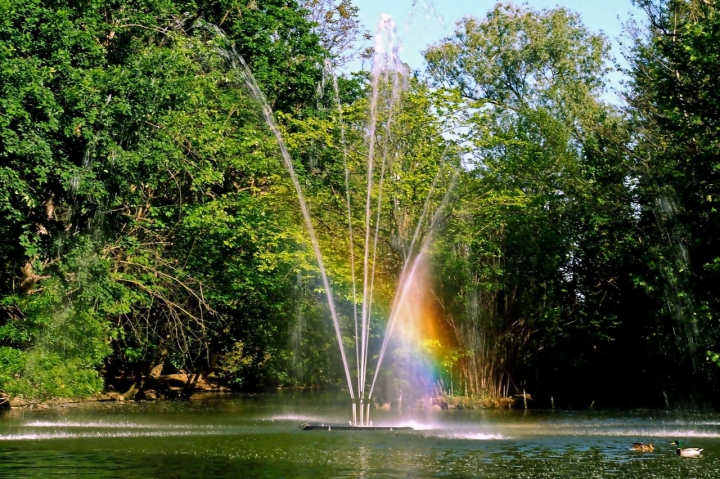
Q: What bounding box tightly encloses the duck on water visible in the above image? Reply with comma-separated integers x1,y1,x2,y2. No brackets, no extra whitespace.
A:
671,440,703,457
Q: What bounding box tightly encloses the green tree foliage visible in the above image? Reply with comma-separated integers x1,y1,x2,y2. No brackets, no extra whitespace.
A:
0,0,342,398
181,0,328,112
0,241,112,398
425,4,642,401
300,0,369,67
626,0,720,393
2,0,720,407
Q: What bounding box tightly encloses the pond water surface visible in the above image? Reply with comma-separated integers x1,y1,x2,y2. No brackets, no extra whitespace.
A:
1,392,719,477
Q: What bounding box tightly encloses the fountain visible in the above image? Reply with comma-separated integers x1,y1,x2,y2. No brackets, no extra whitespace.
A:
226,14,456,429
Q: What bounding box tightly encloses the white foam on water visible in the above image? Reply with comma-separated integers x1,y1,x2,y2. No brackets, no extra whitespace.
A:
0,432,83,441
264,415,327,422
514,421,720,429
433,432,507,440
520,428,720,438
667,421,720,426
463,433,507,440
389,420,436,431
0,429,237,441
23,421,227,430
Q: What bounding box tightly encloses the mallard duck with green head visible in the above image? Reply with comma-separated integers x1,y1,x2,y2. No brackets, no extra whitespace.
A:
671,440,703,457
631,442,654,451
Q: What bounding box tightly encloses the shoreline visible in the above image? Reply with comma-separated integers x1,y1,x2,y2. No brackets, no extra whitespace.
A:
0,389,526,412
0,390,243,411
1,391,125,410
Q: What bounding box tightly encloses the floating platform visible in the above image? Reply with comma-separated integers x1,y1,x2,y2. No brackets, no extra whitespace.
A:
300,423,413,431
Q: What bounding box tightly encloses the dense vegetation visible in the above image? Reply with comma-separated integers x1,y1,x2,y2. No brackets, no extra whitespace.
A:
0,0,718,408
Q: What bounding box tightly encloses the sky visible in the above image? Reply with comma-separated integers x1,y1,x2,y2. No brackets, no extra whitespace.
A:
346,0,645,102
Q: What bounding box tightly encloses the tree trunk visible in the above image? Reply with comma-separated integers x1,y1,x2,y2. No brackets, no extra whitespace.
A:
121,347,166,400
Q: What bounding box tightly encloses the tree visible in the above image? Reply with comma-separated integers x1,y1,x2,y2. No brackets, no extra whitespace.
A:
425,3,641,402
625,0,720,396
299,0,369,67
0,0,342,398
183,0,329,113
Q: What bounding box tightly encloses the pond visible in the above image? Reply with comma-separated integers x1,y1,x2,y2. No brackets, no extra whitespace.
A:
1,392,719,477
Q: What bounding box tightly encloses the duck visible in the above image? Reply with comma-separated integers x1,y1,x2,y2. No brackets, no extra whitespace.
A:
671,440,703,457
631,442,654,452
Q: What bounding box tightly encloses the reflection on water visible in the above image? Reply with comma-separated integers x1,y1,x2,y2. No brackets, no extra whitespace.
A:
1,391,720,477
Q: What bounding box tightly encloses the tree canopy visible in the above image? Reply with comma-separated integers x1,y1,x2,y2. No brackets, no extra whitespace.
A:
1,0,720,407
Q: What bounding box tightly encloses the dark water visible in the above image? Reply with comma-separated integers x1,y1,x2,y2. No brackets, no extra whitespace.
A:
1,392,719,478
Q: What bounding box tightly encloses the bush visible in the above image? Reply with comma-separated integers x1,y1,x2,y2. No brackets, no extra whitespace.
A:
0,244,113,399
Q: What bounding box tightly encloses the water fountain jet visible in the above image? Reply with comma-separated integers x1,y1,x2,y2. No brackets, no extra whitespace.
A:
222,14,455,429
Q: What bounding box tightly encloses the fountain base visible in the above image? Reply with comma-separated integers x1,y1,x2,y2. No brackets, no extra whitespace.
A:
299,423,413,431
